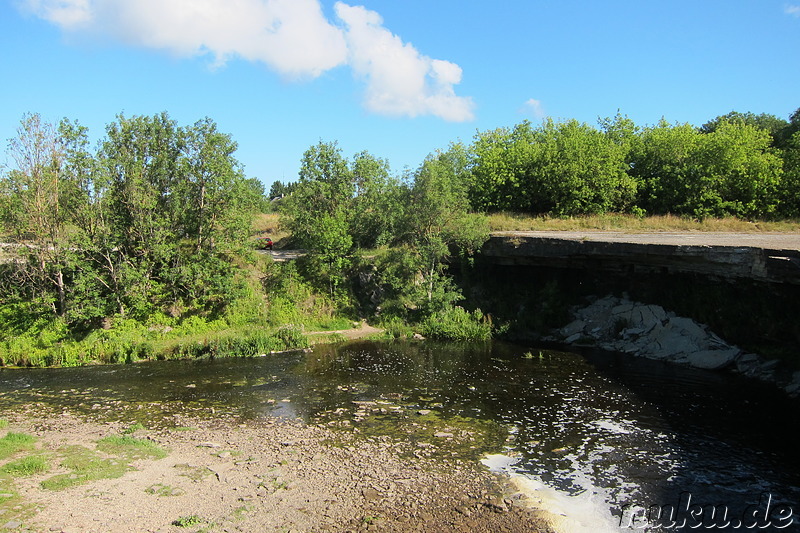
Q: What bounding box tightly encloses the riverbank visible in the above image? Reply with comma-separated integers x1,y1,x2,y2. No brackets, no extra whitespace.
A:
0,410,551,533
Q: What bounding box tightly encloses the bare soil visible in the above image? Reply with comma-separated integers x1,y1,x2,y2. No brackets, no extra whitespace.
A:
1,412,551,533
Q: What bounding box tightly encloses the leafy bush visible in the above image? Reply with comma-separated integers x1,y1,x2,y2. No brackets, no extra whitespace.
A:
421,306,493,341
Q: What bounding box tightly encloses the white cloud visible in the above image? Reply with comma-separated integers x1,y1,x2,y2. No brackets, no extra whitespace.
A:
335,2,474,122
521,99,546,119
21,0,93,29
19,0,474,121
786,4,800,17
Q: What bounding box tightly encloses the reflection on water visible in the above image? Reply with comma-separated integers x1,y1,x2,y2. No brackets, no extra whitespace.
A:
1,340,798,530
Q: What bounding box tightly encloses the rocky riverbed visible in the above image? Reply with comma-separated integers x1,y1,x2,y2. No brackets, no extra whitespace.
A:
0,409,551,533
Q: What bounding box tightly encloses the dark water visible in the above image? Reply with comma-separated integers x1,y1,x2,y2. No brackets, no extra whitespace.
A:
1,340,798,531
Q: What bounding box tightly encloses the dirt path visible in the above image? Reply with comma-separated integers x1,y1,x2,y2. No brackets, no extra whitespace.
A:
305,322,385,342
0,412,551,533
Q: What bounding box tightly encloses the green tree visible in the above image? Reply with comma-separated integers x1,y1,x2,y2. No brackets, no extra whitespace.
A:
631,119,782,218
407,144,489,314
700,111,789,146
468,121,537,212
350,151,407,248
1,113,70,316
281,141,355,300
468,119,637,215
780,130,800,217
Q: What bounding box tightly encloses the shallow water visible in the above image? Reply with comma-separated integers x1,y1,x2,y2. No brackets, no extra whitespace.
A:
1,340,798,531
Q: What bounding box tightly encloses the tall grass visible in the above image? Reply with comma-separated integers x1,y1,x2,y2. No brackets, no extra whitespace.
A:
487,212,800,233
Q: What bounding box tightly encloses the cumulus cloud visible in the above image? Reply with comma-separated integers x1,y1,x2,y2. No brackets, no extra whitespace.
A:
334,2,474,122
521,99,546,119
19,0,474,121
786,4,800,17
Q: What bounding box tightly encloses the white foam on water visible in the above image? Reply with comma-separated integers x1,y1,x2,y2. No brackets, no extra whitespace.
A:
482,453,624,533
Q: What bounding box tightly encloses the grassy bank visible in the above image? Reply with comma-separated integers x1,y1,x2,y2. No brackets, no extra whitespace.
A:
487,212,800,233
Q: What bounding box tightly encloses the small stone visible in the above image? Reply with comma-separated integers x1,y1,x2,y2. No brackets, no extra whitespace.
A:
433,432,453,438
2,521,22,530
417,409,432,416
362,488,381,501
198,441,222,448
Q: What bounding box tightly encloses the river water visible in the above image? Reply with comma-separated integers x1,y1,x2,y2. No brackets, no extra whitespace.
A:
1,340,798,531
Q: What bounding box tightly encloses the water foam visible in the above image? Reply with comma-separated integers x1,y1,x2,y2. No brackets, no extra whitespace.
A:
481,453,623,533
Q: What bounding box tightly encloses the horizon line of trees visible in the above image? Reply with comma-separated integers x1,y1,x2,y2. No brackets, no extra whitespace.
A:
274,107,800,220
2,105,798,350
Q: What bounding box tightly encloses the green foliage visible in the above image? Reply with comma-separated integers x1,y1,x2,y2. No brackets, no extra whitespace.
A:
41,445,130,490
96,435,168,460
0,433,36,460
173,515,207,528
630,119,782,218
0,455,49,476
469,119,637,215
421,306,493,341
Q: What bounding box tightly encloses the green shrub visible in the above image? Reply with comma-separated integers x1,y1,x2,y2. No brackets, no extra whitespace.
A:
421,306,493,341
274,325,309,350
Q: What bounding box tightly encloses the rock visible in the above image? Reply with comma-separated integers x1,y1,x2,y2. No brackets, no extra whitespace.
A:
2,521,22,530
559,320,586,338
362,487,381,501
417,410,432,416
687,349,739,370
667,317,708,341
198,441,222,448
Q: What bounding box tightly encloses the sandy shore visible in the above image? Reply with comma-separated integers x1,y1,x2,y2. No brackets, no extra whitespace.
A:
0,410,552,533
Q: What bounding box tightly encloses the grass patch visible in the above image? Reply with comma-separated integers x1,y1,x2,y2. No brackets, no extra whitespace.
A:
172,514,209,527
487,212,800,233
0,419,8,429
96,435,168,460
145,483,185,497
0,432,36,460
121,422,146,435
0,455,49,476
175,463,214,482
40,445,131,491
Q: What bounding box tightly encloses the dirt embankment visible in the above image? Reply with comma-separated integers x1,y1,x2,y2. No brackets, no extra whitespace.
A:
1,412,551,533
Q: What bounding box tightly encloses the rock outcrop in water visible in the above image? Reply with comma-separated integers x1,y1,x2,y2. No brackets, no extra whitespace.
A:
555,295,800,396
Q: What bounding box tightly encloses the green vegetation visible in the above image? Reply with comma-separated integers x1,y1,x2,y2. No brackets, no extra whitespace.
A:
145,483,185,496
172,515,210,528
0,432,36,460
41,445,131,490
0,455,49,476
96,435,168,460
2,106,799,365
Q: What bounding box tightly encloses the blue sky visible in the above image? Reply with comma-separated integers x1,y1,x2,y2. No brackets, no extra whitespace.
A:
1,1,799,189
